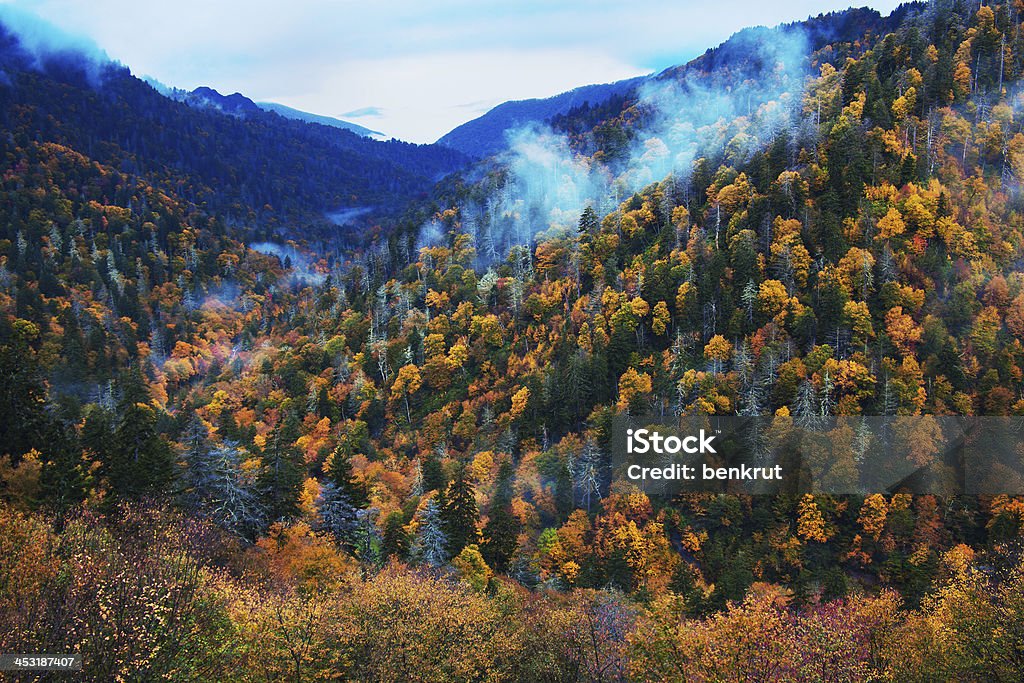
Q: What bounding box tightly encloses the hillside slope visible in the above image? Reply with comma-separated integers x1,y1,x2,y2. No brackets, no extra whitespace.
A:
5,1,1024,679
436,78,643,158
0,25,469,231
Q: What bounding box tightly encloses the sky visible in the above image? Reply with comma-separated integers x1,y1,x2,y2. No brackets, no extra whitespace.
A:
1,0,904,143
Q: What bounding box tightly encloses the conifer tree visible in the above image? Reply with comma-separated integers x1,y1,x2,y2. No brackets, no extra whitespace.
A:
328,443,369,509
382,510,410,560
421,449,447,493
482,459,520,571
412,498,448,567
0,319,50,463
39,423,87,512
107,368,174,498
259,410,304,522
442,464,479,556
578,205,600,234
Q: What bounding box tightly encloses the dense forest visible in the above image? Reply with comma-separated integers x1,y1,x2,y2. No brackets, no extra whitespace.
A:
3,0,1024,680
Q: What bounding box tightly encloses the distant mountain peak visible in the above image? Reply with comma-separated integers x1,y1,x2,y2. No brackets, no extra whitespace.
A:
161,85,388,139
180,86,263,117
257,101,387,140
436,77,645,159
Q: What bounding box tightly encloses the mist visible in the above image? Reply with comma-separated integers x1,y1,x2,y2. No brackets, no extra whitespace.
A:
422,23,811,268
0,5,113,80
250,241,327,286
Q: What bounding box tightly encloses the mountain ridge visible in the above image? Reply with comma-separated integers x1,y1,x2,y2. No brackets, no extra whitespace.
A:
436,77,645,158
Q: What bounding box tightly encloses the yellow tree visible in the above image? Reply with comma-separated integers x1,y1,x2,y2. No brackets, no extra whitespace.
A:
391,364,422,424
704,335,732,375
797,494,830,543
876,206,906,241
617,368,653,414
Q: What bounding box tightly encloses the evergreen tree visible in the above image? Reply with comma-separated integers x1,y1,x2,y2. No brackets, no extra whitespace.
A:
39,422,87,512
441,465,479,556
382,510,410,560
0,319,50,463
107,368,174,498
217,408,240,444
202,442,267,540
482,459,520,571
258,410,304,522
81,404,113,466
315,479,359,545
578,205,600,234
421,450,447,493
555,457,574,522
328,443,370,509
181,414,265,538
412,498,448,567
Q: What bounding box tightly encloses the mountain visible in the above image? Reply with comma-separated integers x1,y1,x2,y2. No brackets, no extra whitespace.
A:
170,84,388,140
256,101,386,140
436,77,644,158
438,6,924,161
0,26,469,233
8,1,1024,679
181,85,263,116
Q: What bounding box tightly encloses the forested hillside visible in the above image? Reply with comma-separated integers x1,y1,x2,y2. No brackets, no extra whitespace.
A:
3,1,1024,680
0,23,467,236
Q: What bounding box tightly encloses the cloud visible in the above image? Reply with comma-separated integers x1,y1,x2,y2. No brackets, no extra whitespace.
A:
0,4,110,70
2,0,905,142
341,106,384,118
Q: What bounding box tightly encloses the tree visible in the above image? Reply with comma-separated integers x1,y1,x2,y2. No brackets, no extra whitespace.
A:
617,368,652,414
652,301,671,336
0,320,50,464
412,498,449,567
259,411,304,522
106,368,174,498
482,460,520,571
876,206,906,240
442,465,479,556
452,544,492,592
704,335,732,375
327,443,369,509
391,364,422,424
797,494,830,543
382,511,410,560
578,206,600,234
422,449,447,493
315,479,358,545
39,429,87,512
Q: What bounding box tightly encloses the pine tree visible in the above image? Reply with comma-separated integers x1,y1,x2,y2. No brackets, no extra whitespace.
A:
107,368,174,498
482,460,520,571
382,510,410,560
315,479,358,545
328,443,369,509
412,498,448,567
217,408,240,443
39,422,87,512
0,319,50,463
181,414,266,538
578,205,600,234
259,411,304,522
421,449,447,493
555,458,574,522
203,442,267,540
575,436,603,512
441,465,479,556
